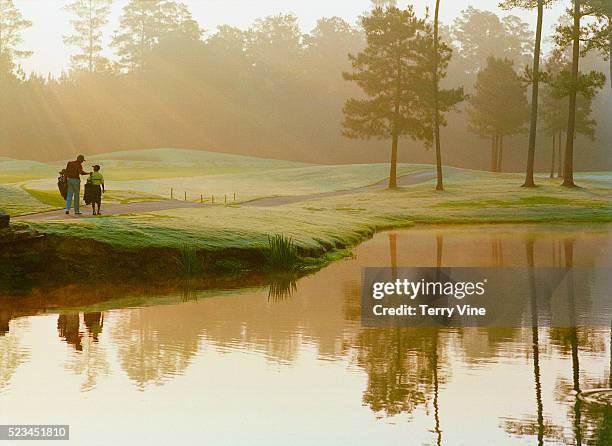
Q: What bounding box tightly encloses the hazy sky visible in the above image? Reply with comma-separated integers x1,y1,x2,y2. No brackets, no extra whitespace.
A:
18,0,568,75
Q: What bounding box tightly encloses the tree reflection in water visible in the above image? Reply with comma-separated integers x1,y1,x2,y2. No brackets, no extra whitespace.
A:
0,225,610,443
503,239,565,443
57,314,83,351
353,233,448,429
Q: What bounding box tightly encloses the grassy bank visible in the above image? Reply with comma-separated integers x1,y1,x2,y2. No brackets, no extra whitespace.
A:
3,148,610,264
20,170,611,260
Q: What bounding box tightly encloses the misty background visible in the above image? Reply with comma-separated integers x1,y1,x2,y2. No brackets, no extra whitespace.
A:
1,0,610,172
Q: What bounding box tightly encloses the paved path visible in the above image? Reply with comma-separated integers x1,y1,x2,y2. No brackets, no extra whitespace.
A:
15,169,442,220
243,170,437,207
14,200,203,221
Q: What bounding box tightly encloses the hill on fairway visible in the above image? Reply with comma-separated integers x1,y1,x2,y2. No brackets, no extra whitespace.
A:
82,148,310,180
19,148,429,203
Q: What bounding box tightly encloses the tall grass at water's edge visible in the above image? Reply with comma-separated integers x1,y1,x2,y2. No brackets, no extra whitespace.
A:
265,234,300,272
178,244,203,275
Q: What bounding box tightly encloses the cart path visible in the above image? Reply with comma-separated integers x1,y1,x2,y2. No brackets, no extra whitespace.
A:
13,200,203,221
14,169,443,221
243,169,440,207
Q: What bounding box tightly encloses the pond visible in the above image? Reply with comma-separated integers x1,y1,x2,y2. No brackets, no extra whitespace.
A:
0,224,611,445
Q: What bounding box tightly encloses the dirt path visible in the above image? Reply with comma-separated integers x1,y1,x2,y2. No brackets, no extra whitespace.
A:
15,170,441,220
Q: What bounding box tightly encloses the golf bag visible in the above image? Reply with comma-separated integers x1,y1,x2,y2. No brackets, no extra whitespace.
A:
57,169,67,200
84,178,93,205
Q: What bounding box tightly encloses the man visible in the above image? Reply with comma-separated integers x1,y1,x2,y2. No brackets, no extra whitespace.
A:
65,154,91,215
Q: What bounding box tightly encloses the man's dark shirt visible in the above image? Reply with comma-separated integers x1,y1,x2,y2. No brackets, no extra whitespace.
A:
66,160,87,179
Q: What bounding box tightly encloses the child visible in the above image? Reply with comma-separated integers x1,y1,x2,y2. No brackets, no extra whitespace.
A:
89,165,105,215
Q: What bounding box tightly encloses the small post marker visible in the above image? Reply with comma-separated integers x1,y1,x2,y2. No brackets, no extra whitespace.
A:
224,194,227,204
171,188,173,199
233,193,236,201
211,195,214,204
200,194,203,204
184,191,187,201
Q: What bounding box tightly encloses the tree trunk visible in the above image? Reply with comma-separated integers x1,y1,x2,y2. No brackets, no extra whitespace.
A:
491,135,498,172
433,0,444,191
89,0,94,73
523,0,544,188
608,16,611,92
550,132,556,179
558,131,564,178
389,50,402,189
562,0,581,187
389,133,398,189
498,135,504,172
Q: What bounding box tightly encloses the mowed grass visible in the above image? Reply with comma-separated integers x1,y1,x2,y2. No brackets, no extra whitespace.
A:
66,148,308,181
99,163,427,202
0,159,59,184
5,148,306,214
23,170,612,254
299,170,612,224
0,184,59,216
17,148,428,203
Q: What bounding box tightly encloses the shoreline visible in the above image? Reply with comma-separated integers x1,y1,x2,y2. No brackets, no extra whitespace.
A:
2,218,610,298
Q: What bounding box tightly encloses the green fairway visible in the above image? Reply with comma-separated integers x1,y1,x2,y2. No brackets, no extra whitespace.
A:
0,158,59,184
0,184,59,216
10,148,429,208
19,168,612,257
3,149,611,257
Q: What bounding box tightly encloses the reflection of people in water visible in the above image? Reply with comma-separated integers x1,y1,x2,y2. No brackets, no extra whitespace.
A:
84,312,104,342
0,310,10,335
57,314,83,351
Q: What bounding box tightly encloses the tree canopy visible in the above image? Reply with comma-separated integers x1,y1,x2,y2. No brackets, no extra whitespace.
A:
0,0,32,76
63,0,114,72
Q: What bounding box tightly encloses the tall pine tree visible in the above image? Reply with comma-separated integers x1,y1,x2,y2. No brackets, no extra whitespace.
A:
112,0,200,72
540,52,597,178
585,0,611,91
63,0,113,72
500,0,557,187
429,0,463,191
468,57,528,172
343,6,460,189
554,0,605,186
0,0,32,76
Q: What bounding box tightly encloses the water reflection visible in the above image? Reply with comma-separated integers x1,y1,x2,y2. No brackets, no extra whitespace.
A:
0,224,610,445
57,314,83,351
268,274,298,301
84,312,104,342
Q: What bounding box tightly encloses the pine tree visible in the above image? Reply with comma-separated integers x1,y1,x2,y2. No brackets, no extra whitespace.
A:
500,0,558,187
584,0,611,91
371,0,397,7
0,0,32,76
432,0,444,190
343,6,459,189
112,0,200,72
467,57,529,172
554,1,605,186
452,7,533,76
541,90,596,178
63,0,113,72
423,2,464,190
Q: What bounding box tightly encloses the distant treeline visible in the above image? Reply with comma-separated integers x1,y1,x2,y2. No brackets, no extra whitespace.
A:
0,0,610,171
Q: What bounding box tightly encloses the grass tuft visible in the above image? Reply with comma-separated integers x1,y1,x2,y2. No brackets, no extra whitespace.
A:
265,234,300,272
178,244,203,275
